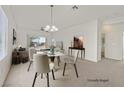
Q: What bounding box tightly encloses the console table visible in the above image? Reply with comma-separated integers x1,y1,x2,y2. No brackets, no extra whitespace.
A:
68,47,85,59
12,50,29,64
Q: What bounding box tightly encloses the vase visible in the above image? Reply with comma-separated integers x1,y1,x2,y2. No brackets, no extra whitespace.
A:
50,47,54,55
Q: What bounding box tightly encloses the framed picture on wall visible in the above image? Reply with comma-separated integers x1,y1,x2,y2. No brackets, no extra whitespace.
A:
13,28,16,45
73,36,83,48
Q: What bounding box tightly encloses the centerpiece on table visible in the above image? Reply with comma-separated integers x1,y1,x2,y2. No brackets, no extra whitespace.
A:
50,45,55,55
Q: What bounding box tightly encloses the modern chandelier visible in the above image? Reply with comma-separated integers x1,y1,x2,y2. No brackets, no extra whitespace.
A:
41,5,58,32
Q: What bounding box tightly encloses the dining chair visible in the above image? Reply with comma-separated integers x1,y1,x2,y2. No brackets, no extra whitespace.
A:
62,50,79,78
27,47,36,72
32,53,55,87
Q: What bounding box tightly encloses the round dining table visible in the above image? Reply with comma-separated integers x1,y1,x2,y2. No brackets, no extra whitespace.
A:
37,51,65,66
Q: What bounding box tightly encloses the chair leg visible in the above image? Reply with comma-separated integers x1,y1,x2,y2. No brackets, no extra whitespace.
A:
41,73,43,79
32,72,37,87
74,64,78,78
52,70,55,80
57,56,60,66
58,61,60,66
47,73,49,87
63,63,67,76
27,61,32,72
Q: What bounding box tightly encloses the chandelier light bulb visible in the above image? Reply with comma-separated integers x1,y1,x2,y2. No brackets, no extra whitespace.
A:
46,25,50,29
52,25,56,29
55,28,58,31
45,25,50,31
50,28,54,32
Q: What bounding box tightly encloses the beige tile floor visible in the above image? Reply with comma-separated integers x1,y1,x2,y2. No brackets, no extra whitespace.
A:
3,58,124,87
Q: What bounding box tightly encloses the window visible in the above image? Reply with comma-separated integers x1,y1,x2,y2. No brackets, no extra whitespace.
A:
30,36,46,47
0,6,8,60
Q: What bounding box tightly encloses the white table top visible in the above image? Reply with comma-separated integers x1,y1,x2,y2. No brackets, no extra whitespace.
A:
35,48,50,51
37,51,65,57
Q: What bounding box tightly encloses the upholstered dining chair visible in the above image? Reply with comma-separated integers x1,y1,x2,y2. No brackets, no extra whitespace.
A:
62,50,79,78
27,47,36,72
32,53,55,87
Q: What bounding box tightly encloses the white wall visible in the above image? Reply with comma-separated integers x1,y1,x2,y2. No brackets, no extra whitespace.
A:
54,20,101,62
0,6,16,86
104,23,123,60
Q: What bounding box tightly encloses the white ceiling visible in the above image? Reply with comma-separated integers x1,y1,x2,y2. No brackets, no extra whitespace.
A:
9,5,124,30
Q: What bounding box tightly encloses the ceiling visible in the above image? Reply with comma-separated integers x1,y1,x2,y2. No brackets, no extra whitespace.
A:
8,5,124,31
